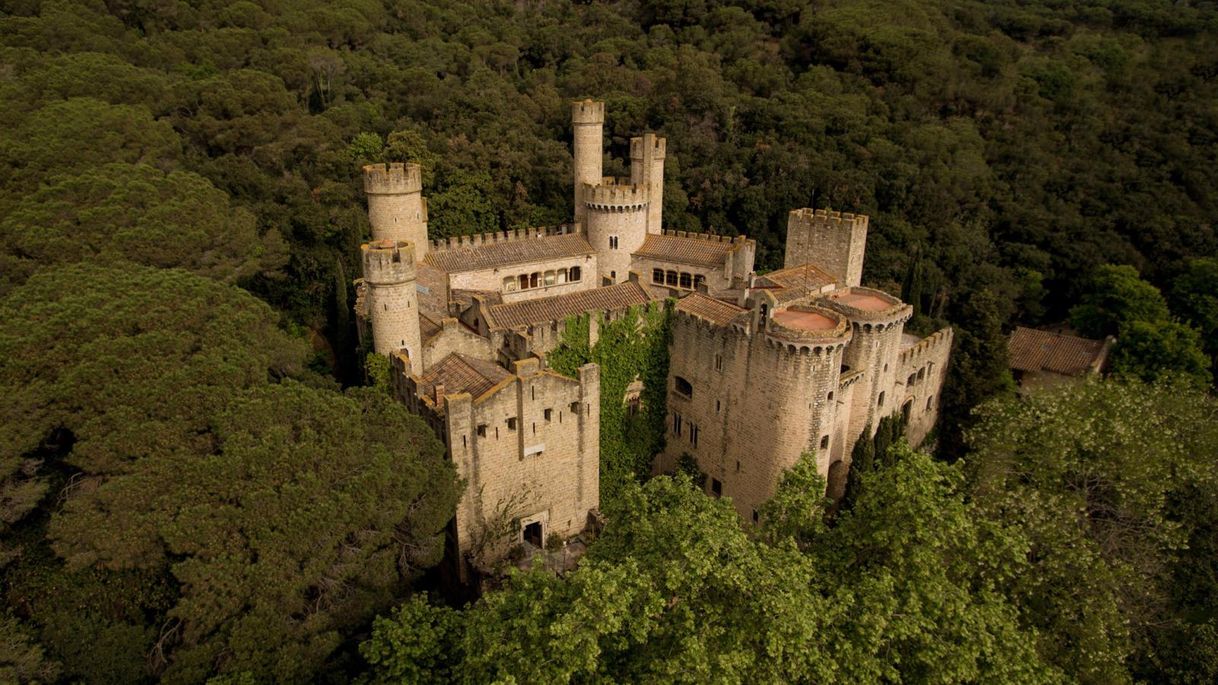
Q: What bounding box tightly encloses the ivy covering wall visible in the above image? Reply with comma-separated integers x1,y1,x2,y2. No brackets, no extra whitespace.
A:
548,301,673,510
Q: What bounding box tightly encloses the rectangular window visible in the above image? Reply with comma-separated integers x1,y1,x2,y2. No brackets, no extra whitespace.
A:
674,376,693,399
476,424,487,437
820,435,830,450
673,412,683,437
569,266,581,281
679,272,692,289
714,354,722,371
557,268,568,284
507,417,517,431
653,268,664,284
711,478,722,498
877,391,885,407
715,399,721,414
609,235,619,249
544,408,552,422
690,423,699,448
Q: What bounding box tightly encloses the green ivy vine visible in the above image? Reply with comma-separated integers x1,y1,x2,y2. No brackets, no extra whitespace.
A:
548,300,674,511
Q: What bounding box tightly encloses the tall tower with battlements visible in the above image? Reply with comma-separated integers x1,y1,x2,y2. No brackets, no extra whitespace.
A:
785,208,868,287
363,163,429,260
361,240,422,376
571,100,605,227
630,133,666,235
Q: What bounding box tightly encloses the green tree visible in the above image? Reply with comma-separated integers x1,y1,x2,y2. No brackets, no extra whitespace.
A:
1108,319,1210,386
0,163,285,294
1170,257,1218,370
0,612,60,684
1070,264,1171,338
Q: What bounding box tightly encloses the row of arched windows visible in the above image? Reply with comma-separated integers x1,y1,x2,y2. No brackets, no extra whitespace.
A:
503,266,582,293
652,269,706,290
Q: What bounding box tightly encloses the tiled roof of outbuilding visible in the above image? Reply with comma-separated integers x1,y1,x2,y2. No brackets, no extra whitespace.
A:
756,264,837,303
486,282,652,331
1009,326,1110,376
424,233,593,273
417,353,511,400
675,292,746,326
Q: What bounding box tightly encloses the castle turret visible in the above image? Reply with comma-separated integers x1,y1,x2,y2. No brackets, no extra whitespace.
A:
821,287,913,456
785,208,869,287
571,100,605,227
361,240,422,375
584,183,648,284
363,163,429,259
630,133,666,235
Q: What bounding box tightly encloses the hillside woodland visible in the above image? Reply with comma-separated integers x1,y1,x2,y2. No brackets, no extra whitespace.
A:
1,0,1217,682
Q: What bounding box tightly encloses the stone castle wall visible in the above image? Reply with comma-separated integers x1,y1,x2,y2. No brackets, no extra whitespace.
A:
896,328,954,445
441,360,599,579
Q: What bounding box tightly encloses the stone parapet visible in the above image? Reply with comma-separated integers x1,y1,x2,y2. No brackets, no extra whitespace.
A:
583,183,649,211
427,224,580,253
363,162,422,195
899,327,954,366
361,240,416,285
821,286,912,329
571,99,605,125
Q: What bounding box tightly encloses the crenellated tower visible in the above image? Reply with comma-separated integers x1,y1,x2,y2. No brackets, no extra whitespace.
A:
584,183,649,284
363,163,430,259
630,132,666,235
785,208,868,287
361,240,422,375
571,100,605,227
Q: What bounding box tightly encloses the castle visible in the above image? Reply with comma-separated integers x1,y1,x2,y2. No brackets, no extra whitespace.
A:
356,100,952,578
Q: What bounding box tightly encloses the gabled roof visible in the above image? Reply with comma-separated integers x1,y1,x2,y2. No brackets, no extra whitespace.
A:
676,292,746,327
634,233,739,269
1009,326,1110,376
416,353,511,400
486,282,652,331
423,233,593,273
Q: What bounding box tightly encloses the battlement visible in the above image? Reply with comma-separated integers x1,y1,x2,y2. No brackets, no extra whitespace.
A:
787,207,869,231
821,286,911,326
571,99,605,125
361,239,416,285
899,327,954,365
766,305,851,348
427,224,580,253
583,183,649,210
363,163,422,195
630,134,666,160
661,230,750,246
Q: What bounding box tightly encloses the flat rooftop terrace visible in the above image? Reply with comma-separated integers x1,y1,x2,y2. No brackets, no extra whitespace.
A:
772,308,838,331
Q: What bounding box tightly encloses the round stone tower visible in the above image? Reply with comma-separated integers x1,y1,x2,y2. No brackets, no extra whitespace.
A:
363,163,429,259
361,240,422,375
571,99,605,227
584,183,648,285
759,304,853,480
821,287,913,455
630,133,666,235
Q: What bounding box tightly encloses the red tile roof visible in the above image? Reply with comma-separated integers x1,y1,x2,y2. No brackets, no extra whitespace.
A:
1009,326,1110,376
423,233,593,273
675,292,746,326
755,264,836,303
634,233,739,268
416,353,511,400
486,282,652,330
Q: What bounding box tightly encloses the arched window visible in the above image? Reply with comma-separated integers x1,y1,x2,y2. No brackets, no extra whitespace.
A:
694,274,706,289
557,268,568,283
653,268,664,284
877,391,885,407
519,274,529,290
569,266,581,281
666,270,678,286
503,276,517,292
820,435,830,449
530,272,540,288
679,272,692,289
674,376,693,398
544,270,556,286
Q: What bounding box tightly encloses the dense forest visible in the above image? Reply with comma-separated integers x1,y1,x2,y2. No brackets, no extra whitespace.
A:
2,0,1217,682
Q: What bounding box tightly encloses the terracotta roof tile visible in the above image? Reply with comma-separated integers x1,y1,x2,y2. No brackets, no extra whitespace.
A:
758,264,837,303
486,282,652,331
676,292,746,326
1009,326,1109,376
635,233,739,268
416,353,511,400
424,233,593,273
